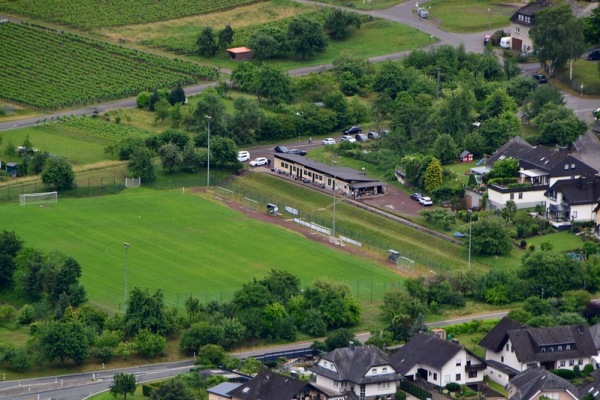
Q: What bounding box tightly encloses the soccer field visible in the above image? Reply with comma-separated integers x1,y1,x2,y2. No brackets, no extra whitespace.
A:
0,188,403,310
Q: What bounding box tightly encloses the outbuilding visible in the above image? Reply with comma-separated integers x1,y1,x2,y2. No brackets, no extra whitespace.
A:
459,150,473,162
227,47,252,61
5,162,17,177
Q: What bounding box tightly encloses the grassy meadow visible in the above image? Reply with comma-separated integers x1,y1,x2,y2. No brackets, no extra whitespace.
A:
425,0,515,32
0,187,405,311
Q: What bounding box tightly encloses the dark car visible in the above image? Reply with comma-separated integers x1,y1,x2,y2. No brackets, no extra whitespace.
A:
368,131,379,140
344,126,361,135
274,146,289,153
410,193,422,201
355,133,368,142
533,73,548,84
588,50,600,61
288,149,307,156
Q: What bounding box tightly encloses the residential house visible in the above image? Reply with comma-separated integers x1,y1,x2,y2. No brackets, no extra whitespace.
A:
310,343,402,400
508,0,552,53
507,367,579,400
479,318,597,386
459,151,473,163
389,332,485,389
546,175,600,225
274,154,386,198
226,370,327,400
208,382,242,400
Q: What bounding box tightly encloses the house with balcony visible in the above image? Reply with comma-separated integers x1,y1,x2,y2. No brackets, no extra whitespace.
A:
507,367,579,400
508,0,552,53
479,318,597,386
545,175,600,227
389,332,485,389
224,370,330,400
309,343,402,400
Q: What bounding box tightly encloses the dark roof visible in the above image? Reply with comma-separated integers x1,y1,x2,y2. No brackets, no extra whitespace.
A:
590,323,600,350
509,0,552,26
207,382,241,397
548,176,600,205
484,359,519,377
548,155,598,178
486,137,534,167
228,370,310,400
310,344,402,385
508,325,597,364
508,367,578,400
479,317,528,352
579,368,600,398
274,153,384,185
459,150,472,158
5,162,17,167
594,120,600,134
390,332,466,373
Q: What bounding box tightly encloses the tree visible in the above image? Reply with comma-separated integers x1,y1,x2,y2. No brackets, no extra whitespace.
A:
287,16,328,59
248,29,287,61
154,98,171,124
198,344,226,365
168,84,186,106
128,147,156,182
210,136,238,166
51,256,84,302
432,134,458,165
479,112,520,154
229,97,265,144
158,143,181,173
488,158,519,180
525,84,564,119
469,216,513,256
217,25,234,49
433,86,477,141
180,144,204,173
253,64,292,104
197,27,219,57
231,62,258,92
259,269,301,305
535,104,587,146
519,251,584,298
191,90,227,136
135,329,166,357
424,158,443,192
41,157,75,190
561,290,592,313
482,88,517,120
109,373,137,400
0,230,23,258
324,9,362,39
151,379,193,400
136,91,152,109
125,287,168,336
530,4,585,77
584,7,600,45
30,151,50,175
179,322,225,354
34,321,89,366
324,328,360,351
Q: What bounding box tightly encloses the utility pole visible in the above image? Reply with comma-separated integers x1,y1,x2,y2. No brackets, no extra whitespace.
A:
436,68,441,100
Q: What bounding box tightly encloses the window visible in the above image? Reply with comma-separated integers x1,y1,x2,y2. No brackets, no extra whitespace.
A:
506,344,509,351
565,164,569,170
566,345,571,350
456,374,461,381
579,359,584,365
468,371,478,378
518,193,523,200
445,375,451,383
558,346,562,351
360,384,366,400
560,361,565,367
433,373,437,381
501,356,504,362
334,381,339,387
569,360,575,366
571,164,576,169
372,368,377,375
542,347,546,352
572,211,578,219
510,193,514,200
382,367,388,374
515,26,520,33
456,358,462,366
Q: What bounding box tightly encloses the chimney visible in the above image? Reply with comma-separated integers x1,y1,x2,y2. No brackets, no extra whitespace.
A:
349,341,355,351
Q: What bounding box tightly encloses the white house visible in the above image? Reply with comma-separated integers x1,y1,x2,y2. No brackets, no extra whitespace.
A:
508,0,552,54
507,367,579,400
545,176,600,226
310,343,402,400
389,332,485,389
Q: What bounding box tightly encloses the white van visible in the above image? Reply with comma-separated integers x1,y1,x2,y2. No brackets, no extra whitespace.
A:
500,37,512,49
237,151,250,162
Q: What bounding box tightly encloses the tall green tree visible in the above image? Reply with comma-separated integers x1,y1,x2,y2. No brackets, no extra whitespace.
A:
150,379,193,400
424,158,443,192
469,216,513,256
253,64,292,104
231,62,258,93
209,136,238,166
535,104,587,146
584,7,600,45
287,16,328,59
192,90,227,136
530,4,585,77
167,84,186,106
432,134,458,165
197,27,219,57
125,287,168,336
158,143,181,174
488,158,519,179
41,157,75,190
324,9,362,39
109,373,137,400
127,147,156,182
519,251,583,298
34,321,89,366
217,25,234,49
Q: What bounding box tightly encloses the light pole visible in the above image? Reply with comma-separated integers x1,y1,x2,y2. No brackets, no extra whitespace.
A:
467,210,473,270
488,8,491,30
205,115,211,188
295,112,304,145
123,243,130,311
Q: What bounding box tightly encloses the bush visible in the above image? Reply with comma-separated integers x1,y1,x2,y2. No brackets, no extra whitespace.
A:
446,382,460,392
552,369,576,380
583,364,594,376
16,305,35,325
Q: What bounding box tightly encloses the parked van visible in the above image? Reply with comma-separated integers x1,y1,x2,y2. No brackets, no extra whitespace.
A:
500,37,511,49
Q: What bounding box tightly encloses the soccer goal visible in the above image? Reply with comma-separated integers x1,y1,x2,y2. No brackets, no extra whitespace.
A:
242,197,258,212
19,191,58,206
216,186,234,202
397,256,415,272
125,177,141,188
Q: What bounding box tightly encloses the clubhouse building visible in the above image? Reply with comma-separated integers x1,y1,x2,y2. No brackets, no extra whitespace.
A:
273,153,386,198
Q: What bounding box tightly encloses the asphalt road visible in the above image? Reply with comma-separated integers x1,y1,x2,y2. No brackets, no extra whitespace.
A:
0,311,508,400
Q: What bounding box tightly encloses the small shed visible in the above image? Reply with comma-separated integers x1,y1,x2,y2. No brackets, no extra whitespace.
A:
459,150,473,162
227,47,252,61
5,162,17,177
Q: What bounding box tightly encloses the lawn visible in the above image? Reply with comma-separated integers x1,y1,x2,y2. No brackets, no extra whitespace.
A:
313,0,403,11
425,0,515,33
0,124,110,166
0,187,405,311
564,58,600,95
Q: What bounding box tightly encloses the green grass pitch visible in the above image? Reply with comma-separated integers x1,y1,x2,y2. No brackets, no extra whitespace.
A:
0,188,403,310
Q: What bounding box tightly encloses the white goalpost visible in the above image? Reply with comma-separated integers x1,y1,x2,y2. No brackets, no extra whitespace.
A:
19,191,58,206
397,256,415,272
125,177,141,188
242,197,258,212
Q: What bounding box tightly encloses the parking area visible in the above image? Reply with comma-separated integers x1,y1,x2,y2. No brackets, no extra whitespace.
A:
359,185,424,218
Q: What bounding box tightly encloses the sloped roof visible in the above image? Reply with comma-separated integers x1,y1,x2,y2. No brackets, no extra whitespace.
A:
459,150,472,158
509,0,553,26
589,323,600,350
479,317,528,352
508,367,578,400
227,47,251,54
486,137,534,167
579,368,600,398
275,153,385,184
310,344,402,385
508,325,597,364
548,155,598,178
390,332,464,373
207,382,241,398
228,370,310,400
548,176,600,205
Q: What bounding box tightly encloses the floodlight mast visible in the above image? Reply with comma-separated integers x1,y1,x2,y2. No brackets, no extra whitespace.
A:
124,243,130,311
206,115,212,188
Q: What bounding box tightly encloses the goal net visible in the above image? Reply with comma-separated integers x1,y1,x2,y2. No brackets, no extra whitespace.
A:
19,191,57,206
125,177,141,188
397,256,415,272
216,186,234,202
242,197,258,212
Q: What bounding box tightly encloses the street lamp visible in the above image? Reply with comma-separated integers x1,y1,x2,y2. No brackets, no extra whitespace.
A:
488,8,491,30
332,176,337,238
123,243,130,311
295,112,304,145
205,115,212,188
467,210,473,270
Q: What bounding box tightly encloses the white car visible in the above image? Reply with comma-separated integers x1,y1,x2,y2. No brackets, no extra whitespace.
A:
249,157,268,167
341,135,356,143
419,196,433,206
237,151,250,162
323,138,336,145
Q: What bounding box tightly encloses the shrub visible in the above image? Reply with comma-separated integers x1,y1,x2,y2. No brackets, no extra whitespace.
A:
583,364,594,376
446,382,460,392
16,305,35,325
552,369,576,380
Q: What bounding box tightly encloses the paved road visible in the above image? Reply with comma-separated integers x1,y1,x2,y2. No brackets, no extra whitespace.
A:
0,311,508,400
